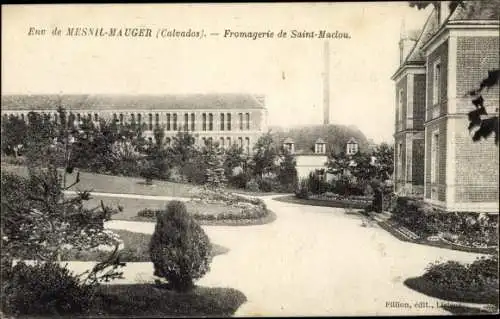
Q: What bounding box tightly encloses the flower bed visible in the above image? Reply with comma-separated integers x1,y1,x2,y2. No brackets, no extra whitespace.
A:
389,196,499,249
137,188,272,225
404,256,499,306
308,192,372,209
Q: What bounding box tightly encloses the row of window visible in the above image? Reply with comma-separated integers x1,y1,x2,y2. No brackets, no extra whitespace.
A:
200,136,251,153
3,111,253,132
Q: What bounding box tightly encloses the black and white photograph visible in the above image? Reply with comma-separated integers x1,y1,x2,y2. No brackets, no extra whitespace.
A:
1,1,499,317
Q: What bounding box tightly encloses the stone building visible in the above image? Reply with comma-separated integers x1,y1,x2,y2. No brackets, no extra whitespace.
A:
1,93,268,154
392,1,499,212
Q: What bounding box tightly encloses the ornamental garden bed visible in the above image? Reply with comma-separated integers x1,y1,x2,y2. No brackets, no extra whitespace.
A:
404,257,499,306
135,188,275,226
275,194,371,210
377,219,498,254
387,196,498,252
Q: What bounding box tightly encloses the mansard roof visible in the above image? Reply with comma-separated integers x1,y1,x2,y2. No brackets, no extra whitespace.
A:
1,93,266,111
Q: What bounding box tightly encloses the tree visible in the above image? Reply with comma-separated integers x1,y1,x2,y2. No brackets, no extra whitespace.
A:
1,115,28,156
251,131,280,178
277,147,298,192
408,1,465,11
224,143,245,177
466,70,499,145
371,143,394,181
1,167,125,287
201,141,227,190
170,130,198,167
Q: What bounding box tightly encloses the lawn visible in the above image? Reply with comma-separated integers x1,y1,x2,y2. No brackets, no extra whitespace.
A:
1,162,285,198
60,229,229,262
1,163,195,197
90,284,246,317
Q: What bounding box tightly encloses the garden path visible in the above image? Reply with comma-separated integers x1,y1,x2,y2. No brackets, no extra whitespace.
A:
68,195,489,316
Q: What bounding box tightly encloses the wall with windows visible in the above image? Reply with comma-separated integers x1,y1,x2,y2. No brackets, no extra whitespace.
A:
426,40,448,121
424,119,447,203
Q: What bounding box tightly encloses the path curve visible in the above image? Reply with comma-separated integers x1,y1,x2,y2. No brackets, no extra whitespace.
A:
97,196,490,316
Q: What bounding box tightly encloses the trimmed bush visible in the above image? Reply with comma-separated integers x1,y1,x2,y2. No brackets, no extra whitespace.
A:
149,201,212,292
1,261,93,316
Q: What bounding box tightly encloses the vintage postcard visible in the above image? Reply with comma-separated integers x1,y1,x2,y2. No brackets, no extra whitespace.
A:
1,1,499,317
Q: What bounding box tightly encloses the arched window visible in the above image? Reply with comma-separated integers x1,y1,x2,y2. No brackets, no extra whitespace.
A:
227,137,231,146
87,113,92,122
131,113,135,124
227,113,231,131
77,113,81,122
166,137,171,146
119,113,124,126
239,113,243,130
173,114,178,130
191,113,195,131
208,113,213,131
137,113,142,126
220,137,225,148
238,137,243,148
220,113,225,131
184,113,189,131
148,113,153,130
245,113,250,130
202,113,207,131
155,113,160,127
166,113,171,131
94,113,99,122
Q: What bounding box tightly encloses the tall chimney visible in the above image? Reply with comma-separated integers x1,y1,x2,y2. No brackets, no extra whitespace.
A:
323,41,330,125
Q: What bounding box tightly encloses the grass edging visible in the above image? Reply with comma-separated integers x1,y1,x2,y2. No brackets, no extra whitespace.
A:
273,195,370,209
376,219,497,254
404,276,499,306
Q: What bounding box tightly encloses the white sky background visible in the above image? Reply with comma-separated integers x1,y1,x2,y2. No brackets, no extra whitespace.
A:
2,3,431,143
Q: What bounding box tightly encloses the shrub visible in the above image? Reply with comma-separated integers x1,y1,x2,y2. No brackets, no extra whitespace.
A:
390,196,499,247
1,261,93,316
228,172,250,189
149,201,212,292
245,179,260,192
258,177,279,192
423,255,499,292
181,161,206,185
295,179,310,199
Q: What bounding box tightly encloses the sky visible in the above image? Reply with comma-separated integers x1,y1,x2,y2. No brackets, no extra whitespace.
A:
2,3,431,143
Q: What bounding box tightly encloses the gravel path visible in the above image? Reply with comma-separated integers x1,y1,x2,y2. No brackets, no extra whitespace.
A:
67,196,487,316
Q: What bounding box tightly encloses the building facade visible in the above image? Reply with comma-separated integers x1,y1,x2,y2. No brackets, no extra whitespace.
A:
282,137,328,180
1,93,268,154
392,1,499,212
